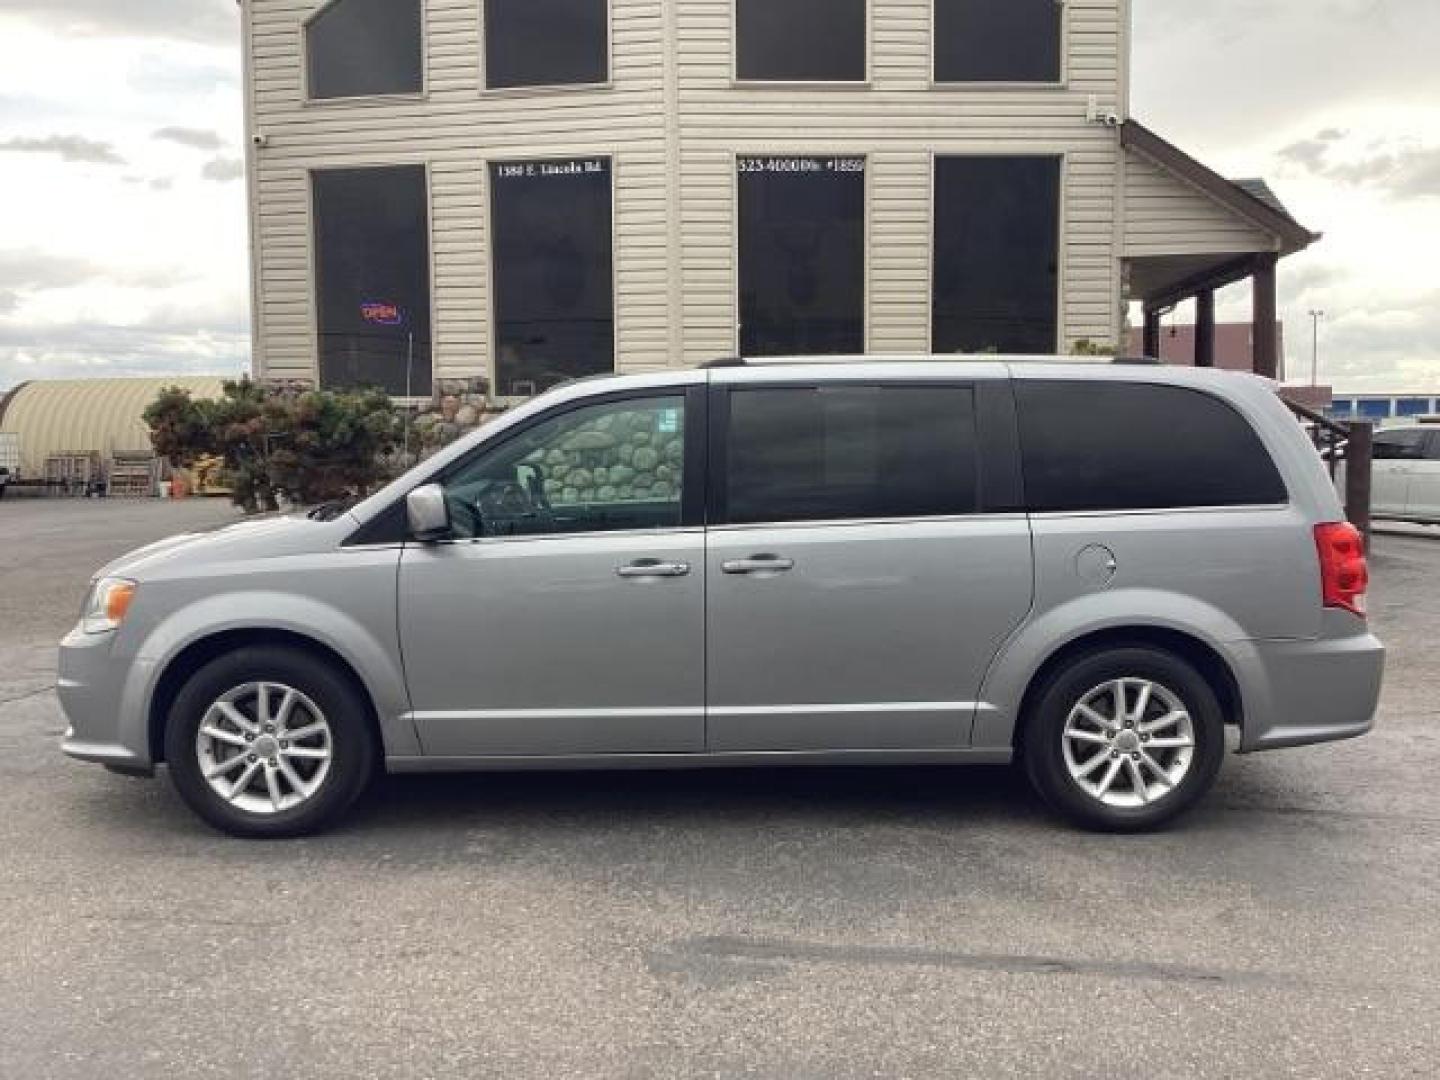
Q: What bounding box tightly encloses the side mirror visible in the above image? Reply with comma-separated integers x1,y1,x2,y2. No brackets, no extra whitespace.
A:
406,483,452,542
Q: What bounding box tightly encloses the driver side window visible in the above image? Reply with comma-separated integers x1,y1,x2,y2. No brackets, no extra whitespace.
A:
442,395,687,539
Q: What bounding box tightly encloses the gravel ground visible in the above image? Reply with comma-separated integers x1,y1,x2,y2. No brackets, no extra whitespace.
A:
1,499,1437,1078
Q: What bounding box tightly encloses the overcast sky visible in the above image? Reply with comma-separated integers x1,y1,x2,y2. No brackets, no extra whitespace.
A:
0,0,1437,393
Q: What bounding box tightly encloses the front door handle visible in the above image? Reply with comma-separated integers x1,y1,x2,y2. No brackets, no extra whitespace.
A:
617,559,691,579
721,554,795,575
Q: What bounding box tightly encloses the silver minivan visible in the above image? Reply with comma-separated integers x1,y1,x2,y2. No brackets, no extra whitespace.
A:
60,360,1384,837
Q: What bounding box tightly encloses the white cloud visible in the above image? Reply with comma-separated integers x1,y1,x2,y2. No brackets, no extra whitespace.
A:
0,13,248,391
1,1,238,45
0,133,123,164
154,125,225,151
1135,2,1440,392
200,155,245,183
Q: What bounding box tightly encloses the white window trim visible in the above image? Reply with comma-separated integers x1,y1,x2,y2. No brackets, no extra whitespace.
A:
300,0,430,106
731,0,873,88
478,0,614,95
731,151,872,358
929,0,1069,90
484,154,620,403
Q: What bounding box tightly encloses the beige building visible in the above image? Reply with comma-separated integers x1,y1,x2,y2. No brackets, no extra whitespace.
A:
243,0,1316,400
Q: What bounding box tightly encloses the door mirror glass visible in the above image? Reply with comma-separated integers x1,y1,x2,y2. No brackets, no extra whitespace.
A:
407,483,453,541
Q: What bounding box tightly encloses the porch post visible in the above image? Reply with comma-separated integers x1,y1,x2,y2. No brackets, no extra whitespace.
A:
1252,253,1279,379
1195,289,1216,368
1142,307,1161,359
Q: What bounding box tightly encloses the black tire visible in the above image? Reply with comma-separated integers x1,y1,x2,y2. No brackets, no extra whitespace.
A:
1022,646,1226,832
164,646,376,838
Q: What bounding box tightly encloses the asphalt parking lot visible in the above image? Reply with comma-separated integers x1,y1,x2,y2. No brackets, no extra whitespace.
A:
1,499,1437,1078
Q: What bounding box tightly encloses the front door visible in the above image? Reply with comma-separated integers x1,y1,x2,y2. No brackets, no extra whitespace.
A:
704,379,1033,752
399,388,706,757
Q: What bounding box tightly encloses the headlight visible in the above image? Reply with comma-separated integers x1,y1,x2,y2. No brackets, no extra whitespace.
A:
82,577,137,635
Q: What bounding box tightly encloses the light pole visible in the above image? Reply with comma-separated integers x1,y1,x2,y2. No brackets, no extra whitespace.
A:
1309,309,1325,386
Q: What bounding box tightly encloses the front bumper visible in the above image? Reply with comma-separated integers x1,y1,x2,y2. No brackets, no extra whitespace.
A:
57,626,156,775
1232,623,1385,752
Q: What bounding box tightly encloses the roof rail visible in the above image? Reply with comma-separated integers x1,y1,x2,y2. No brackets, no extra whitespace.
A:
702,354,1172,370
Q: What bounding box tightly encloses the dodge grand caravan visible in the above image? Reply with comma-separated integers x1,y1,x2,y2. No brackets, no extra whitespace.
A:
60,360,1384,837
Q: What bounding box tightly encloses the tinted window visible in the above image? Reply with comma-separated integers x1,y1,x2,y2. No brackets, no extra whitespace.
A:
485,0,608,89
307,0,422,99
442,396,686,538
1373,430,1428,461
313,166,432,397
934,0,1062,83
491,157,614,396
933,156,1059,355
738,156,865,357
736,0,866,81
722,386,978,524
1015,382,1288,511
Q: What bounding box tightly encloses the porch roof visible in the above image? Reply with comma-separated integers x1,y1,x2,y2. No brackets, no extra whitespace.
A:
1121,120,1320,308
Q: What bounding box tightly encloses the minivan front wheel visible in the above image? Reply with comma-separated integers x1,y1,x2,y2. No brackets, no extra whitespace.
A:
165,646,376,838
1023,647,1225,831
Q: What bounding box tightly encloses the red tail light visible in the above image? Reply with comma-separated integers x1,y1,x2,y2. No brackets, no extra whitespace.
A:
1315,522,1369,617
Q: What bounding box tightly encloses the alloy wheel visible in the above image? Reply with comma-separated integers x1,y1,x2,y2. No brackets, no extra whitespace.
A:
194,681,334,815
1061,678,1196,809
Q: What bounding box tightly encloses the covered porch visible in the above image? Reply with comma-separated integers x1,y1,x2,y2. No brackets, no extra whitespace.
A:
1121,121,1320,378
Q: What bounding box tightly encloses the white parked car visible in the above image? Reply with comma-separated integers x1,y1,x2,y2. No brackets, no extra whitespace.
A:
1370,421,1440,524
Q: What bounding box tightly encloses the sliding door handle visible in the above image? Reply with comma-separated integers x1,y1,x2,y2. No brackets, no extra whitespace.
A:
617,559,691,579
722,555,795,575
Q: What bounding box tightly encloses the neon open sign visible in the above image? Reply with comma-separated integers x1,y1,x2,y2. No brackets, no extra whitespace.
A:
361,301,403,326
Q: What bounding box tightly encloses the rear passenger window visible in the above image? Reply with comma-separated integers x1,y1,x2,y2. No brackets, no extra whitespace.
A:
1015,382,1287,512
1373,431,1428,460
721,386,978,524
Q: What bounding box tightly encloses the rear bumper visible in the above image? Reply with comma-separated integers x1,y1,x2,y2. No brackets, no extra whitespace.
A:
1232,626,1384,752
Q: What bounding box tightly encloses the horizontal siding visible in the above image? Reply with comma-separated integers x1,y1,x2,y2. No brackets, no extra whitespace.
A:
675,0,1125,359
248,0,1129,384
248,0,667,383
1123,151,1276,258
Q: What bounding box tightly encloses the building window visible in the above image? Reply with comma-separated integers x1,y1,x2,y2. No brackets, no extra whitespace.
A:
313,166,433,397
738,156,866,357
1015,382,1288,512
932,156,1059,355
490,157,615,396
306,0,423,100
933,0,1062,84
1395,397,1433,417
484,0,609,89
719,385,979,525
735,0,867,82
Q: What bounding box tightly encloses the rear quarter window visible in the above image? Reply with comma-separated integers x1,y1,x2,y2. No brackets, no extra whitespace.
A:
1015,381,1288,512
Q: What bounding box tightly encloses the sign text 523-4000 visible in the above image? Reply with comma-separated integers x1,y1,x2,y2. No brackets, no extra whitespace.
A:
738,156,866,175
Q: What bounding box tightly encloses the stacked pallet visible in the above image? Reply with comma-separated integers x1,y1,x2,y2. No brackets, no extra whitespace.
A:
44,454,98,495
107,454,158,498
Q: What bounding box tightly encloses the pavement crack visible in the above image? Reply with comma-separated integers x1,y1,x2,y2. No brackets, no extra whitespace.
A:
668,935,1272,987
0,685,56,706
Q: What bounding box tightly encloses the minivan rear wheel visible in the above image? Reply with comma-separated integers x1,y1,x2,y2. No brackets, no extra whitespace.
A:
1022,647,1225,831
164,646,375,838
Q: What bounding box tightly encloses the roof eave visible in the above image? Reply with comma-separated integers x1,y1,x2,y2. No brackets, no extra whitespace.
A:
1121,119,1318,255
